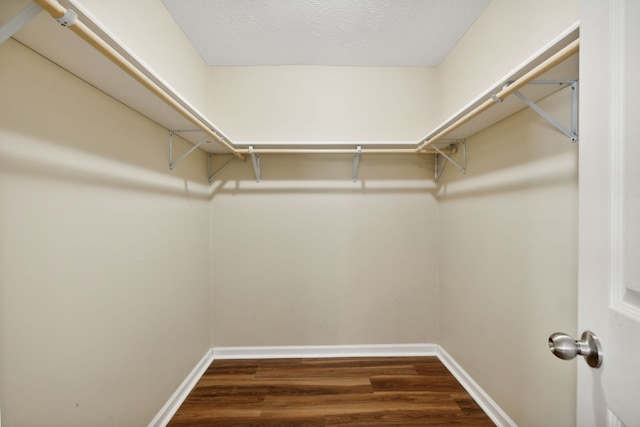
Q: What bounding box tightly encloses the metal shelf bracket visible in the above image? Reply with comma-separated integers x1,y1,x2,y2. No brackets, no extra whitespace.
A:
0,2,42,45
207,155,238,182
168,129,212,170
434,140,466,182
352,145,362,182
514,80,579,142
249,146,261,182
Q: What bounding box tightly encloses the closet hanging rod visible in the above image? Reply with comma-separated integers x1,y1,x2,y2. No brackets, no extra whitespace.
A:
33,0,245,161
417,38,580,152
235,147,451,155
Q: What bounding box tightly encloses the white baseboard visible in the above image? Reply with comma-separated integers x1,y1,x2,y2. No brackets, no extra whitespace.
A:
147,349,214,427
437,346,517,427
212,343,438,359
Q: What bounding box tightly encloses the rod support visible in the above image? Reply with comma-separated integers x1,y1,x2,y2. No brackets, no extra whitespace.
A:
249,146,261,182
168,130,210,170
55,8,77,27
513,81,578,142
434,140,466,182
208,155,237,182
352,145,362,182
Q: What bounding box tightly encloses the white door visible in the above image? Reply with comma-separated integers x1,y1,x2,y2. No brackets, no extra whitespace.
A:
577,0,640,425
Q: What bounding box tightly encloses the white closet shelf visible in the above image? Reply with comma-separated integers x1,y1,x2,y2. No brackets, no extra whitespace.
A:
418,24,579,149
1,0,243,158
1,1,578,180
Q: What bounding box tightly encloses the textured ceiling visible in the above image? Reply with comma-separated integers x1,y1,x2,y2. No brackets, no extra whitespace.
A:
161,0,491,66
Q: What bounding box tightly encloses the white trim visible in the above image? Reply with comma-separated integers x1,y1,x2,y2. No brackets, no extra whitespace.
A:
147,349,214,427
212,343,437,359
437,346,517,427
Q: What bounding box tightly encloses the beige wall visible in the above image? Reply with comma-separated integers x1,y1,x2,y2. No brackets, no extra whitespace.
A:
205,65,442,348
204,65,441,347
435,2,580,424
208,154,440,346
437,0,579,123
0,39,211,426
206,66,439,141
437,87,578,426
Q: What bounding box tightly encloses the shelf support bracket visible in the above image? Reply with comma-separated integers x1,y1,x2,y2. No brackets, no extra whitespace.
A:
513,80,578,142
168,130,211,170
434,140,466,182
352,145,362,182
249,146,261,182
208,155,238,182
435,152,447,182
0,2,43,45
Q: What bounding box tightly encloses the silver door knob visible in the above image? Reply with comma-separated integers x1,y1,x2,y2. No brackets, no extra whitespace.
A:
548,330,603,368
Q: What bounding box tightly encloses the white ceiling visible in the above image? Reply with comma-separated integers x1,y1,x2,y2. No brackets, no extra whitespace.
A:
161,0,491,67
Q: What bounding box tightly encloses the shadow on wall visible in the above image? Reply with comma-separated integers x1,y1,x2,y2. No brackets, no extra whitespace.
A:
0,136,211,200
206,85,578,199
2,40,438,200
207,153,440,198
0,38,210,199
2,38,576,202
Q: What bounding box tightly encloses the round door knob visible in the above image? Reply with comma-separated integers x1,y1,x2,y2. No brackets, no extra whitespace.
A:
548,330,603,368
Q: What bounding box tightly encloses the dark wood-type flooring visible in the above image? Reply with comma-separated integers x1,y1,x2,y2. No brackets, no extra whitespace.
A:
168,356,495,426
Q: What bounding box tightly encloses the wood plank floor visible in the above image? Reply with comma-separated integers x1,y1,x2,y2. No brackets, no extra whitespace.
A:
168,356,495,426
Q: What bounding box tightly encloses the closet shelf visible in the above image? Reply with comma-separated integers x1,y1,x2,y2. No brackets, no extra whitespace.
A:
1,0,243,158
418,24,579,152
1,1,578,181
